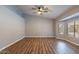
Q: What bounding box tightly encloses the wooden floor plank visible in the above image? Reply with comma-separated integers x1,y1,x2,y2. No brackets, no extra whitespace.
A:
1,38,79,54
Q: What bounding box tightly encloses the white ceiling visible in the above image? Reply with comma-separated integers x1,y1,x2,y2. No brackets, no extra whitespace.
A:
16,5,73,19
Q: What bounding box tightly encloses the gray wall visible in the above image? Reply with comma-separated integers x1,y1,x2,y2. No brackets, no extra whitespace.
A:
25,15,54,37
0,6,25,49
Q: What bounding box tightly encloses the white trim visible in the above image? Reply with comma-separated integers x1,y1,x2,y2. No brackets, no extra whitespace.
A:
63,39,79,46
59,12,79,21
0,36,25,51
56,37,79,46
25,36,56,38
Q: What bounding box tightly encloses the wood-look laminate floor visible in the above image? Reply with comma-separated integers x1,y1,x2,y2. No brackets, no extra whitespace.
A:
1,38,79,54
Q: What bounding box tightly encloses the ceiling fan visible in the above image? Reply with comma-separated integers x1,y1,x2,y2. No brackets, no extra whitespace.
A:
32,5,49,15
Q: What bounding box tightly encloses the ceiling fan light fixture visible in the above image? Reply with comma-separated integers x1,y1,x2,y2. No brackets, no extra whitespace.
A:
32,5,49,15
37,11,42,15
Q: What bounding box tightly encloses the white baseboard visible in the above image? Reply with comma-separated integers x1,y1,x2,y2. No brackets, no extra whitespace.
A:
25,36,56,38
56,37,79,47
64,39,79,46
0,36,25,51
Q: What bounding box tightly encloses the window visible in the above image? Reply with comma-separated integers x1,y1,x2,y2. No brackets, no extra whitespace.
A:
58,23,64,34
57,18,79,39
75,20,79,38
68,21,75,37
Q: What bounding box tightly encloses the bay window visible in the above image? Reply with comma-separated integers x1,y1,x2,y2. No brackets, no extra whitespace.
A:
75,20,79,38
68,21,75,37
58,23,64,34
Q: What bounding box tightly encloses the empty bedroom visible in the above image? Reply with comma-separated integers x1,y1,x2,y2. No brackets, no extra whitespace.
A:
0,5,79,54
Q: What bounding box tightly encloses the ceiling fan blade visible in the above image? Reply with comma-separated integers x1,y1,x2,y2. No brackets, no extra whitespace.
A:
44,11,48,12
32,7,36,10
32,12,37,14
